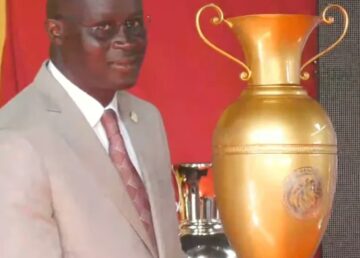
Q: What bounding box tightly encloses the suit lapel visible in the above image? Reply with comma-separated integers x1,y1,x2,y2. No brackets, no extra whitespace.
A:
33,63,157,257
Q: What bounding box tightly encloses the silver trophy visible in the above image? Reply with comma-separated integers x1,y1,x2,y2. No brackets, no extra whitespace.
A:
173,163,237,258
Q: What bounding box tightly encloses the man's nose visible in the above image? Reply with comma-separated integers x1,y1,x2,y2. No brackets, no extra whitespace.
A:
111,27,136,50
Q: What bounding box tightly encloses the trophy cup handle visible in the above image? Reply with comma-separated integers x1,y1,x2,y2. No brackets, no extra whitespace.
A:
300,4,349,80
196,3,252,81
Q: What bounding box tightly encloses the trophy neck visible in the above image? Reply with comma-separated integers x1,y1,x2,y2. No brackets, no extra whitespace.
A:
226,14,321,86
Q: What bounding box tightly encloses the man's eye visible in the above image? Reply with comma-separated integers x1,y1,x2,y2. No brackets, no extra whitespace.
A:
93,24,112,32
124,19,143,29
90,24,115,39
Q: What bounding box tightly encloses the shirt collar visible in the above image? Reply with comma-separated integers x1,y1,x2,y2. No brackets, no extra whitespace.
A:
48,61,119,127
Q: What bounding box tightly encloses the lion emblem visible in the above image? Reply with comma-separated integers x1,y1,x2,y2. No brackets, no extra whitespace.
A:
284,167,322,219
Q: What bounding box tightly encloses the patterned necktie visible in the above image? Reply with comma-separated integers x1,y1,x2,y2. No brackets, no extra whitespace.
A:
101,109,158,254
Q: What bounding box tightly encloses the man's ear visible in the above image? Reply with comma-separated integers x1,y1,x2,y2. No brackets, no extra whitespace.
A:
45,19,65,45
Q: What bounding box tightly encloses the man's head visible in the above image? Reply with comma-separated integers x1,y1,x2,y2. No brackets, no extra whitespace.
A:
46,0,147,104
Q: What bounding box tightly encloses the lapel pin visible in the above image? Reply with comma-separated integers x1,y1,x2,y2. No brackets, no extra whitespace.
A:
130,111,139,123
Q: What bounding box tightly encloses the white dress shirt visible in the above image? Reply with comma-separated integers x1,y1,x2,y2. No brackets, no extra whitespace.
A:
47,61,142,177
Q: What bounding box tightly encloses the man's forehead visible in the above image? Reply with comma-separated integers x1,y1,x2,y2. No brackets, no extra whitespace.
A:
53,0,143,18
63,0,142,13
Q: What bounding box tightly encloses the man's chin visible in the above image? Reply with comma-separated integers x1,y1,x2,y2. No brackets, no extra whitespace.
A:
112,78,137,91
107,68,142,89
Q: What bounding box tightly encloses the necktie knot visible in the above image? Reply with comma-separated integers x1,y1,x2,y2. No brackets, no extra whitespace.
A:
101,109,120,139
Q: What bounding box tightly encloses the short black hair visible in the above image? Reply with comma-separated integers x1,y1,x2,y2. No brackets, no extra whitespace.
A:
46,0,60,19
46,0,80,19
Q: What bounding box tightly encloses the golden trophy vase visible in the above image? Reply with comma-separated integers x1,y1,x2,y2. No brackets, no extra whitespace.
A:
196,3,348,258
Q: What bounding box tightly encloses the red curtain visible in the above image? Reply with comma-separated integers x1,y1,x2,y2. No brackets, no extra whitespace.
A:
0,0,48,102
0,0,321,257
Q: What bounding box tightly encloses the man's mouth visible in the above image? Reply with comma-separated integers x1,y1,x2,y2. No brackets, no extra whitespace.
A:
108,58,140,73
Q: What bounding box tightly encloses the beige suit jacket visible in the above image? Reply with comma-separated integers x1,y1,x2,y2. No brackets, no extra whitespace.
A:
0,63,184,258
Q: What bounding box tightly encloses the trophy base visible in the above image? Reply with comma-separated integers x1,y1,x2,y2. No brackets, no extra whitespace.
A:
181,234,237,258
180,220,223,236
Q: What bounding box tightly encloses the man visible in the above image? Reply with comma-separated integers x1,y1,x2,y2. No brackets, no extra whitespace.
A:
0,0,184,257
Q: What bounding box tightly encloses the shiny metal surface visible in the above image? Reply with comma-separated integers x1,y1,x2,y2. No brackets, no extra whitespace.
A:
212,90,337,258
186,245,237,258
173,163,224,236
195,3,348,258
182,234,238,258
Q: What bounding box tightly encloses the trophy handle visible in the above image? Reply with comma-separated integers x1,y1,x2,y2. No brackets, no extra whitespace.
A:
195,3,252,81
300,4,349,80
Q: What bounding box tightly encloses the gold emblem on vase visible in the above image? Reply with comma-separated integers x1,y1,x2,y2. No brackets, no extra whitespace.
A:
284,167,323,219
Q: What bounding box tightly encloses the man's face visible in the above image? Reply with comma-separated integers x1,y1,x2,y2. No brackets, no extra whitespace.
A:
57,0,147,92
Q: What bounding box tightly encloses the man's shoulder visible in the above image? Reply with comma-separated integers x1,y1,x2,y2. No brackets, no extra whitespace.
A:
117,90,162,119
119,91,159,110
0,82,45,129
